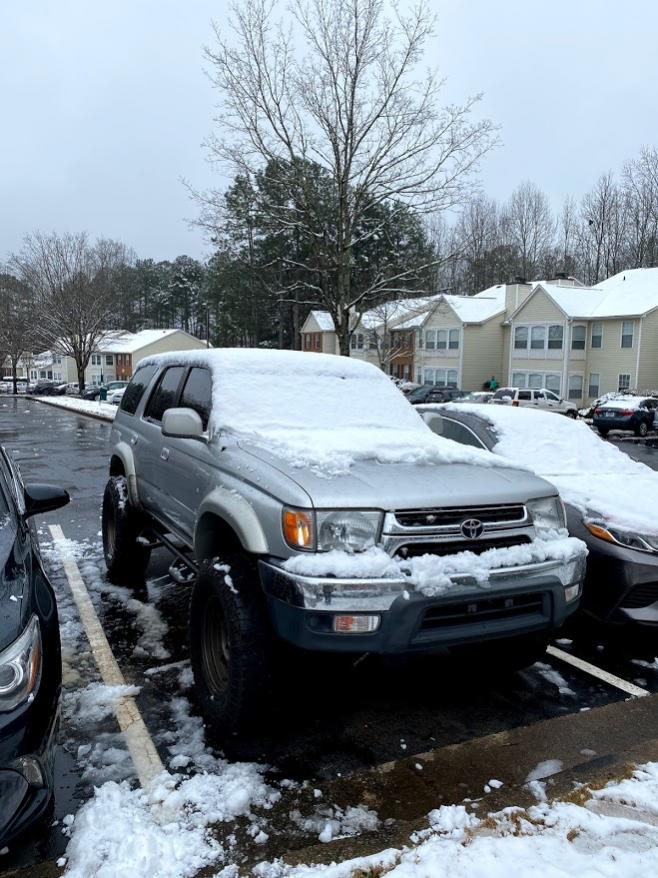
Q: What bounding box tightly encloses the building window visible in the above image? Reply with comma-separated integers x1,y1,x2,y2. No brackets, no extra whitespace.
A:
530,326,545,350
514,326,528,350
417,369,423,384
545,374,561,394
618,373,631,392
568,374,583,400
571,325,586,350
434,330,445,350
588,372,600,398
53,354,62,365
547,325,563,349
591,322,602,348
424,368,435,384
621,321,634,348
512,372,527,387
350,333,364,350
91,354,102,366
106,355,114,366
425,329,436,350
368,333,377,350
448,329,459,350
528,373,543,389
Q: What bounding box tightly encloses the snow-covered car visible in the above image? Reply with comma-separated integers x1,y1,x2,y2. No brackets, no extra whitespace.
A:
418,402,658,637
0,381,10,394
102,350,586,743
491,387,578,418
592,395,658,438
452,391,494,405
106,387,126,405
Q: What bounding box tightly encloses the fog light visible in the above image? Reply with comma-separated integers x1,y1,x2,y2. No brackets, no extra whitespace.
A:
333,614,380,634
564,584,580,603
13,756,44,787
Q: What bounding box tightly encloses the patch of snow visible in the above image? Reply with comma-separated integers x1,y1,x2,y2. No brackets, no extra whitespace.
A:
533,662,576,697
525,759,564,782
66,682,141,724
34,396,116,421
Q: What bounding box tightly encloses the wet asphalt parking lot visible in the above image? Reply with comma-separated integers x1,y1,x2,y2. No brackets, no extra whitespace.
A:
1,396,658,875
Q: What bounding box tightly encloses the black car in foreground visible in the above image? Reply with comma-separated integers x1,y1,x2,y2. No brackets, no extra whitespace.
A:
0,447,69,848
416,403,658,644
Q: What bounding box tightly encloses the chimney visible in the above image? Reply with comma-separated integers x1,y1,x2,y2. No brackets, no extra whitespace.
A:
550,272,576,287
505,279,533,315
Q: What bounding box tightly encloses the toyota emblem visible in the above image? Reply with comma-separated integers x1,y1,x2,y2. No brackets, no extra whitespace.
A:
460,518,484,539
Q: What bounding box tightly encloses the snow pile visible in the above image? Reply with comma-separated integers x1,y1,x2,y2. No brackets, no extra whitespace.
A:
283,537,585,596
442,403,658,535
595,395,646,411
34,395,117,421
66,682,141,724
139,349,518,476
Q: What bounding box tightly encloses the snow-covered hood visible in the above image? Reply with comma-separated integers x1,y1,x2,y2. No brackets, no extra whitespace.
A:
241,443,558,510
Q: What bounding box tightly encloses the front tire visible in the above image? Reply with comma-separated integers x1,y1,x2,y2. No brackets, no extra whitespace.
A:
636,420,649,437
102,476,150,586
189,555,274,741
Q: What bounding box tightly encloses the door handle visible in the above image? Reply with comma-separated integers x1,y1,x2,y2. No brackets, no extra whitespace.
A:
161,448,170,461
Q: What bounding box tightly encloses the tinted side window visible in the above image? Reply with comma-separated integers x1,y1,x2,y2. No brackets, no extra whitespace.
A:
144,367,186,423
180,368,212,431
120,365,158,415
518,390,532,401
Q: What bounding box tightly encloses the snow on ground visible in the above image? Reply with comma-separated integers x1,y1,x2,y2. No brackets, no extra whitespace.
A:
34,395,116,421
283,536,585,596
442,403,658,535
138,349,521,477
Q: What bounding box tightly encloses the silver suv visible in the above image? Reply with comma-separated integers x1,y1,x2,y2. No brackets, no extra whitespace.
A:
102,350,585,740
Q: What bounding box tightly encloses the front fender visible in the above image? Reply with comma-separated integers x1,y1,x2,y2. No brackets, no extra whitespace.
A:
195,487,269,555
111,442,141,508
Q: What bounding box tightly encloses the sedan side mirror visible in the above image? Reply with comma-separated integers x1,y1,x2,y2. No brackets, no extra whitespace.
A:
161,407,204,440
24,484,70,518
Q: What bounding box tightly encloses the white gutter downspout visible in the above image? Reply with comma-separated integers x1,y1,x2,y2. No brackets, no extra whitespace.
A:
459,324,465,388
507,319,514,384
635,317,643,390
562,319,571,400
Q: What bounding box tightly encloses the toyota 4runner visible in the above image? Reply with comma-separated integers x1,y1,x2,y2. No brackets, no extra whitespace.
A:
102,350,586,739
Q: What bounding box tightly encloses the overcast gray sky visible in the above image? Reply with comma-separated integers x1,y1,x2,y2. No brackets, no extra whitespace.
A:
1,1,656,263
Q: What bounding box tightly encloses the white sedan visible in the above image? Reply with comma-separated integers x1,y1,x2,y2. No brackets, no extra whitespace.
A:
106,387,126,405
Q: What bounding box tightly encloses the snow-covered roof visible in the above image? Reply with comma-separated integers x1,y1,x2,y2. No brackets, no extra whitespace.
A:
441,402,658,535
137,348,514,477
308,310,336,332
516,270,658,320
98,329,190,354
396,286,506,329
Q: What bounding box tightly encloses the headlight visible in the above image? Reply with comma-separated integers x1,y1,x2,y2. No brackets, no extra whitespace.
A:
585,520,658,554
528,496,566,535
282,508,382,552
0,616,42,712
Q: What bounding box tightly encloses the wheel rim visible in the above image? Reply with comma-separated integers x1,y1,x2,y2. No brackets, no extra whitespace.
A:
640,423,648,436
201,596,230,692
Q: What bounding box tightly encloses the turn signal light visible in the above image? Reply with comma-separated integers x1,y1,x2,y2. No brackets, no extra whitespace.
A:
282,508,314,549
333,614,380,633
584,522,616,544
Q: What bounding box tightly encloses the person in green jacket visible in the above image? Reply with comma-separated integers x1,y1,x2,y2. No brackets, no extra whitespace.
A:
488,376,498,391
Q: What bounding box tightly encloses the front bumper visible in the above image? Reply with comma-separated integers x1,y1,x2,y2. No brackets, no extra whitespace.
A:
259,555,585,653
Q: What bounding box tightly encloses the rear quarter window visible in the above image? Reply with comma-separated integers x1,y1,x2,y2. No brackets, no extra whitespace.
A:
120,365,158,415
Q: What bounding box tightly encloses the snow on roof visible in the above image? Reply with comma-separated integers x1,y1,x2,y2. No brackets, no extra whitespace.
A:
442,402,658,534
308,310,336,332
596,395,647,411
138,348,515,476
98,329,185,354
528,270,658,320
395,287,506,329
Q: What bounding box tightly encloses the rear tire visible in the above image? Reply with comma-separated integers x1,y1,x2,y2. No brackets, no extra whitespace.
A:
636,420,649,437
597,428,609,438
566,409,578,419
102,476,150,586
189,554,274,742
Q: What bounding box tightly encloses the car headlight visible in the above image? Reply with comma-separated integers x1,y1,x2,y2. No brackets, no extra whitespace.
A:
282,508,382,552
0,616,42,712
528,496,566,536
585,520,658,554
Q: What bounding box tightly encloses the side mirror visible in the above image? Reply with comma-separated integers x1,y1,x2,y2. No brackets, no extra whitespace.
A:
24,484,70,518
161,407,204,440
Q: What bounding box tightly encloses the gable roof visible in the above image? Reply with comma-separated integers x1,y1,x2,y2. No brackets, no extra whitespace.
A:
97,329,204,354
396,286,507,330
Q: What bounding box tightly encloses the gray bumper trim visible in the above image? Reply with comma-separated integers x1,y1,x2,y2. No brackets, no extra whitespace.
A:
261,555,586,612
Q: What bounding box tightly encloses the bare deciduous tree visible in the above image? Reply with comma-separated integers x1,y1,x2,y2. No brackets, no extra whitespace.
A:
10,232,131,393
501,181,556,281
200,0,497,353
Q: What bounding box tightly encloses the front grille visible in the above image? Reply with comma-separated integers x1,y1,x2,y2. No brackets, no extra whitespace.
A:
620,582,658,609
420,593,545,630
397,535,532,559
395,505,526,529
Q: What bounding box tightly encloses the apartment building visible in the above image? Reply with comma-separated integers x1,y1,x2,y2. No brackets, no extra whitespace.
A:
300,267,658,402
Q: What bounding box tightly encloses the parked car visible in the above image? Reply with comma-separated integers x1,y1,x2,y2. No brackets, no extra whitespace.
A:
417,402,658,640
102,350,585,742
0,381,10,394
106,387,126,406
592,395,657,438
0,447,69,847
452,391,493,405
28,380,67,396
83,380,129,401
491,387,578,417
407,384,464,405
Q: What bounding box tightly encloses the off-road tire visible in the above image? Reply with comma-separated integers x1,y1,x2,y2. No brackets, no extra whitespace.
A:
636,420,649,437
189,554,274,742
102,476,150,586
